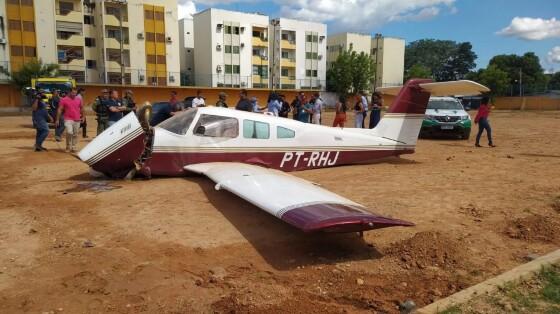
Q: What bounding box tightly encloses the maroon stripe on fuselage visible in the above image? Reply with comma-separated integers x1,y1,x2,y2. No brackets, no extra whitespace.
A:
143,149,414,176
280,203,414,233
91,133,146,177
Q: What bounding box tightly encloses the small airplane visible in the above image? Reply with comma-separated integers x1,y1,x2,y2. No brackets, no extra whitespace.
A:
78,79,489,233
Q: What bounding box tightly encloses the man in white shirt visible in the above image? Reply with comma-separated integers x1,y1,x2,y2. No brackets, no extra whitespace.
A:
192,90,205,108
360,91,368,128
312,92,323,125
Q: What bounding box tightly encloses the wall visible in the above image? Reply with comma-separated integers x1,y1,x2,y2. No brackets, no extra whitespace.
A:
34,0,57,64
0,2,9,68
380,37,405,87
179,18,194,79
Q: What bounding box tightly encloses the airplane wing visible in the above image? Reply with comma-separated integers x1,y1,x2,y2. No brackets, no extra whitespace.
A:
378,80,490,96
184,162,414,233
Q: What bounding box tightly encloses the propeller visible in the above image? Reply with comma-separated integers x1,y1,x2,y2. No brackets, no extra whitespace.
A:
136,101,152,131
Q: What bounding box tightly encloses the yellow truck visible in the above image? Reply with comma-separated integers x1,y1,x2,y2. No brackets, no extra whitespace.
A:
31,77,76,99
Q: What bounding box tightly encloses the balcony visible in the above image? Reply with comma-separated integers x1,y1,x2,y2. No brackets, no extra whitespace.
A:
58,46,84,64
252,55,268,65
56,33,84,47
280,77,296,85
281,39,296,50
56,9,83,23
103,13,128,27
251,36,268,47
281,58,296,68
105,37,129,50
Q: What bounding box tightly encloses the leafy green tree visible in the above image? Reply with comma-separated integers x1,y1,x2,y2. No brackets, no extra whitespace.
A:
351,51,375,93
405,64,432,80
477,65,510,97
405,39,477,81
0,59,59,92
327,49,374,95
489,53,546,94
548,72,560,90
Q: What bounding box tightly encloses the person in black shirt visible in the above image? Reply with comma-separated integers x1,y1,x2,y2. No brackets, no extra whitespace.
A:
49,90,64,141
279,94,291,118
291,92,304,120
235,89,252,111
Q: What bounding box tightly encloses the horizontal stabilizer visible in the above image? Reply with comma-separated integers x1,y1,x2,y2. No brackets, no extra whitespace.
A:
378,80,490,97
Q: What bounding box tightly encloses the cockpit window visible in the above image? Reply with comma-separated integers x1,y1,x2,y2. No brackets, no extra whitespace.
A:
157,108,197,135
194,114,239,138
277,126,295,139
243,120,270,139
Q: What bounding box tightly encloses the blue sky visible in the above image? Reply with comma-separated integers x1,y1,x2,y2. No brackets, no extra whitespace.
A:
178,0,560,73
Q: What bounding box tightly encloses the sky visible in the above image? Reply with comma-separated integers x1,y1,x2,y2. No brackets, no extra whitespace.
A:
177,0,560,73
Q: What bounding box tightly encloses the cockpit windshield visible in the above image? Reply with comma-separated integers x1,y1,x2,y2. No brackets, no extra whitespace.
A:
157,108,197,135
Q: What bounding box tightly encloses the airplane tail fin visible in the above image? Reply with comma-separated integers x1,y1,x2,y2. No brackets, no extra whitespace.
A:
373,79,490,146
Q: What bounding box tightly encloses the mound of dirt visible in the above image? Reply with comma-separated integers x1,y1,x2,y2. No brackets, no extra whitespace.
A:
384,231,468,270
505,215,560,243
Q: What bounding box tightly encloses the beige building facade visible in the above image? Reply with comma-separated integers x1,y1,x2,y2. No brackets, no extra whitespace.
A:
327,32,405,89
2,0,180,86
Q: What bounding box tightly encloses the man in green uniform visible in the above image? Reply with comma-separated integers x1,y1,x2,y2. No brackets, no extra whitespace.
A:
92,89,110,135
215,92,228,108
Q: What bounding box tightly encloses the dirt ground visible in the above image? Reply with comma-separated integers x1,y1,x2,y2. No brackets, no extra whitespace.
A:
0,110,559,314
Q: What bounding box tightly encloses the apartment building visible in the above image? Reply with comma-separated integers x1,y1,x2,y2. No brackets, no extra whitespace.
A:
178,17,194,85
326,32,405,88
193,8,270,88
2,0,180,86
270,18,327,90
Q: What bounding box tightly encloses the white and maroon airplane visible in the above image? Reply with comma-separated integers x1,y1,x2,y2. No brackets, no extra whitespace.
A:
78,79,489,233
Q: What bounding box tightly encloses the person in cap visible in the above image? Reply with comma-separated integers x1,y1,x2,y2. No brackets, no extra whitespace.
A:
216,92,228,108
122,89,136,113
92,89,111,135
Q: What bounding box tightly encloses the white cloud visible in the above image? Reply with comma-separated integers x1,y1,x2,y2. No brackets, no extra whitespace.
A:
278,0,457,32
178,1,197,19
497,17,560,41
548,46,560,64
177,0,457,31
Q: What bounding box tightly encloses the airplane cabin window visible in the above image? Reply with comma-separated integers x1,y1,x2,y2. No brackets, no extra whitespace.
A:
157,108,197,135
277,126,295,139
243,120,270,139
194,114,239,138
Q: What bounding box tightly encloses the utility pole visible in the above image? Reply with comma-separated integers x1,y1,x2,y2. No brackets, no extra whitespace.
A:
519,68,522,97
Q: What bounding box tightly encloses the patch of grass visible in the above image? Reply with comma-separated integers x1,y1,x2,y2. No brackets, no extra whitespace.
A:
539,265,560,304
438,305,462,314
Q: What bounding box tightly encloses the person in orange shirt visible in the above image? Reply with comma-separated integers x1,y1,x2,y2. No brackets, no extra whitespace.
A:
333,95,347,128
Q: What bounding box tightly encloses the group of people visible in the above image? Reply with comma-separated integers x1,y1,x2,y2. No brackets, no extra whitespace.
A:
92,89,136,134
32,87,87,152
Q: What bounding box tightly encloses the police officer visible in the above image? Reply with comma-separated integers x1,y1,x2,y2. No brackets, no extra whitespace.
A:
122,90,136,113
92,89,110,135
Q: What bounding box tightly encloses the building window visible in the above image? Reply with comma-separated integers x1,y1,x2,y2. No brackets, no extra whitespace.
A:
232,46,239,54
224,45,232,54
252,65,268,78
22,21,34,32
146,54,156,63
306,52,318,60
243,120,269,139
8,20,21,30
233,65,240,74
281,68,289,77
87,60,96,69
10,45,23,56
145,32,155,42
156,33,165,42
7,0,20,5
224,25,232,34
305,70,318,77
84,15,94,25
107,28,129,44
85,37,95,47
154,11,164,21
156,55,166,64
224,64,232,74
144,10,154,19
233,26,239,35
58,1,74,15
106,6,127,21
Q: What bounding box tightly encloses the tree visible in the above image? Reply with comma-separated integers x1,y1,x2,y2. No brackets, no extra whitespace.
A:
548,72,560,90
327,49,374,95
405,64,432,80
488,53,546,94
405,39,477,81
0,59,59,92
476,65,510,97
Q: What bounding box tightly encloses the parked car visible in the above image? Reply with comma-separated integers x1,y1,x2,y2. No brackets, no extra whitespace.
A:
420,97,471,139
